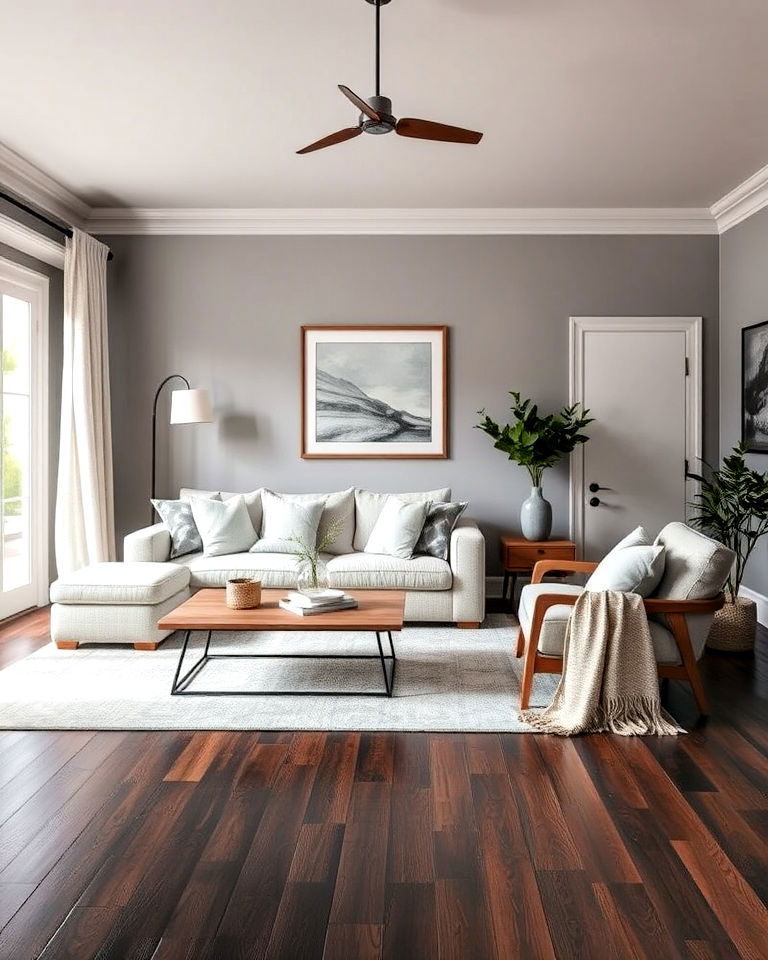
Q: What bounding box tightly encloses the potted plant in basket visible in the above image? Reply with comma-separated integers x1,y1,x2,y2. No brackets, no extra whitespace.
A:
476,392,593,541
688,442,768,651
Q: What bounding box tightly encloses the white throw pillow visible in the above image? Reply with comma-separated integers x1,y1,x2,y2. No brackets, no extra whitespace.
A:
586,527,665,597
189,494,257,557
353,488,451,551
250,490,325,554
272,489,355,555
364,498,431,560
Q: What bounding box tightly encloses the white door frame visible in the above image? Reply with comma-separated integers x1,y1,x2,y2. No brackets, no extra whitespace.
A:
0,256,49,612
568,316,703,557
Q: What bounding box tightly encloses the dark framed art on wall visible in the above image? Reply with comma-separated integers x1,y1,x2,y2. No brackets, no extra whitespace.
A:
301,325,448,459
742,319,768,453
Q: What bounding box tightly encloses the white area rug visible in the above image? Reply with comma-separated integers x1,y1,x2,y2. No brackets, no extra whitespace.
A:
0,614,558,731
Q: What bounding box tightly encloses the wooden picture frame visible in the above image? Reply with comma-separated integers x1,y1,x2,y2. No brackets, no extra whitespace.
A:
301,325,449,459
742,319,768,453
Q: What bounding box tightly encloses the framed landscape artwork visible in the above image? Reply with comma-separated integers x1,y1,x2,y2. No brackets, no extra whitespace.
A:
742,320,768,453
301,325,448,458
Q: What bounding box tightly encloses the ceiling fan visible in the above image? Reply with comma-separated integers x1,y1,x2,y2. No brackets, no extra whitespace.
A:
297,0,483,155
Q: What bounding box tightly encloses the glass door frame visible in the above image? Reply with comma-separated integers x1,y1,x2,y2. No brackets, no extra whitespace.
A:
0,257,49,616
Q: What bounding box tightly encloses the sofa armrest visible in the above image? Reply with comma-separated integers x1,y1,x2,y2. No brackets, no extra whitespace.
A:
450,519,486,624
123,523,172,563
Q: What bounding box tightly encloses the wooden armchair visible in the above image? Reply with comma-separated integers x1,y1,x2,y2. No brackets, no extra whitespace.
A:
516,559,724,715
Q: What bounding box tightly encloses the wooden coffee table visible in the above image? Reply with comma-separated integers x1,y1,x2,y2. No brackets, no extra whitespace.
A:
157,588,405,698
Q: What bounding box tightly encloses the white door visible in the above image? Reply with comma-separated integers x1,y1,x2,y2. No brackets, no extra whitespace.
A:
570,317,701,561
0,259,48,619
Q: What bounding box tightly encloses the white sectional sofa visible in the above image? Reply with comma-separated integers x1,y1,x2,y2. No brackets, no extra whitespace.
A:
123,487,486,626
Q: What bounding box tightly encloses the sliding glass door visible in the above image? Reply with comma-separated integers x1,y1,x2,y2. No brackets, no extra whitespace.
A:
0,259,48,619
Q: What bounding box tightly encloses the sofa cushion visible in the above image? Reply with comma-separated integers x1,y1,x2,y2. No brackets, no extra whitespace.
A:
271,489,355,555
250,490,324,554
176,552,332,589
517,582,713,663
50,562,190,605
326,552,452,591
653,522,735,600
190,494,258,557
353,488,451,551
364,498,430,560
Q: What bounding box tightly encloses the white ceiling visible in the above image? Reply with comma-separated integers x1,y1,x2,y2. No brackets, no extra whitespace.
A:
2,0,768,209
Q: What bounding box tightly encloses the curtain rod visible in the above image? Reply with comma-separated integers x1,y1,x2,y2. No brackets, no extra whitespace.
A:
0,189,113,261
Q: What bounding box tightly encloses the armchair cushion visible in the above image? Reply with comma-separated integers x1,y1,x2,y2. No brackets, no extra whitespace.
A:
517,582,714,664
653,522,735,600
585,544,665,596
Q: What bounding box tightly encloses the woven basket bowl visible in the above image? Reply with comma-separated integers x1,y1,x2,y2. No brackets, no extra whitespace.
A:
226,578,262,610
706,596,756,652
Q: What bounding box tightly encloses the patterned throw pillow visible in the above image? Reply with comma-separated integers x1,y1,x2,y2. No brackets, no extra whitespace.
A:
415,501,468,560
152,494,221,559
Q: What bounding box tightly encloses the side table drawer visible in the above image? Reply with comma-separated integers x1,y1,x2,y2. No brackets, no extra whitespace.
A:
504,544,575,569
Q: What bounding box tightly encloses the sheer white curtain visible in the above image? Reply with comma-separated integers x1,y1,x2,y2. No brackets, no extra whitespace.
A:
55,229,115,574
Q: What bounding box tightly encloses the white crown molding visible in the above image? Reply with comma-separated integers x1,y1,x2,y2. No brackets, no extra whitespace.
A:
0,212,65,268
86,206,717,236
0,142,90,227
711,162,768,233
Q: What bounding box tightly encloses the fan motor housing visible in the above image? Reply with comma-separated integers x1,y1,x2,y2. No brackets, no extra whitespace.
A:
361,95,396,134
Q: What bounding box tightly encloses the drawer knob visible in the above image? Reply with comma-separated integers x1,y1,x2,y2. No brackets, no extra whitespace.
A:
537,548,545,554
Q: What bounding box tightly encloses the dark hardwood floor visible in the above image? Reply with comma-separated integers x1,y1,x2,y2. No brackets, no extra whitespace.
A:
0,606,766,959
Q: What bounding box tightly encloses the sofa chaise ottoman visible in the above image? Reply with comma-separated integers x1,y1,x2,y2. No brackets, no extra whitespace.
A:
50,562,191,650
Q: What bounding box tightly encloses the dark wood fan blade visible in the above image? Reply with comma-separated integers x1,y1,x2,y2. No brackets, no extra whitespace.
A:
296,126,362,155
395,118,483,144
338,84,380,121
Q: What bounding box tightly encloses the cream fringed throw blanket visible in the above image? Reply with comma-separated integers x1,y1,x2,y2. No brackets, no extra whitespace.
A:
520,590,684,736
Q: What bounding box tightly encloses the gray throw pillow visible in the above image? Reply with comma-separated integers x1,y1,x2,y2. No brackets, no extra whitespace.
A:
152,493,221,558
415,501,468,560
189,494,258,557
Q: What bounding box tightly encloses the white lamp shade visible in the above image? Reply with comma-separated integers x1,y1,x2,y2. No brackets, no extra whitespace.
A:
169,388,213,424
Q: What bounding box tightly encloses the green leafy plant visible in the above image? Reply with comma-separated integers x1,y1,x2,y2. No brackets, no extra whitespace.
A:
476,391,593,486
290,518,343,587
688,443,768,602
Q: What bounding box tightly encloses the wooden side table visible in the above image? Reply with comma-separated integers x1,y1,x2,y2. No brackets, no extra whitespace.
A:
499,536,577,610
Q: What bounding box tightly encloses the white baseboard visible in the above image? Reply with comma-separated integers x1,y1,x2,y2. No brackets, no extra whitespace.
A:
738,586,768,627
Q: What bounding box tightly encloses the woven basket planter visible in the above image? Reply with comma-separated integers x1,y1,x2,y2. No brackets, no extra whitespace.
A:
226,578,262,610
706,596,756,652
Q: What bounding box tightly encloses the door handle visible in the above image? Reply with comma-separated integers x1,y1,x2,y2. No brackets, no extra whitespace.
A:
589,483,612,493
589,497,601,507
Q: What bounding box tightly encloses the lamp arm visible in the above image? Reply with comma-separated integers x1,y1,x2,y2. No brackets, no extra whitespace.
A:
151,374,191,518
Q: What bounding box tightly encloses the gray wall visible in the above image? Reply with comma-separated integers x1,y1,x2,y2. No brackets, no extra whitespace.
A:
105,234,719,573
720,207,768,593
0,199,65,582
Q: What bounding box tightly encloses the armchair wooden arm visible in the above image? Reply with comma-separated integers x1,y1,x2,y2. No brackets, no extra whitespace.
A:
531,559,598,583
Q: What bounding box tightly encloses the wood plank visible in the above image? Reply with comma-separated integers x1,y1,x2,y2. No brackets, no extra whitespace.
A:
329,782,390,925
323,924,382,960
471,772,555,959
163,731,235,782
536,870,624,960
671,839,768,960
382,883,437,960
304,733,359,824
435,877,496,960
387,786,434,883
534,737,641,882
355,733,394,783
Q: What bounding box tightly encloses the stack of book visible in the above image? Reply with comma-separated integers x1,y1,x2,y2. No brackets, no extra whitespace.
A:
279,591,358,616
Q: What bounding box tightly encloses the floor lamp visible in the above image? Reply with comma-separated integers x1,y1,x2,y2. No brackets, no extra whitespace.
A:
151,375,213,520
